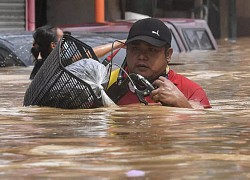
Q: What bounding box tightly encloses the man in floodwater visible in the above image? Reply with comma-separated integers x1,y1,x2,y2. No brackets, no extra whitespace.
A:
107,18,211,109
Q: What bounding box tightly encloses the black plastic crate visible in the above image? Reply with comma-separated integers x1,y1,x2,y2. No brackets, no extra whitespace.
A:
24,35,102,109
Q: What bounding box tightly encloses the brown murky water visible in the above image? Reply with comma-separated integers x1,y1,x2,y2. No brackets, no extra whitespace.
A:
1,38,250,179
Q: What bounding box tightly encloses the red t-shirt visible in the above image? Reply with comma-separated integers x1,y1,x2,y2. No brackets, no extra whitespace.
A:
117,69,211,108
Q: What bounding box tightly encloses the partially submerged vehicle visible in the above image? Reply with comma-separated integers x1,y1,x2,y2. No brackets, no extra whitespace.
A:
63,18,218,53
0,31,33,67
0,18,217,67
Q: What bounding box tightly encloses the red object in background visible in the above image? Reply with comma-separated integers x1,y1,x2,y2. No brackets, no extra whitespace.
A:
26,0,35,31
95,0,105,23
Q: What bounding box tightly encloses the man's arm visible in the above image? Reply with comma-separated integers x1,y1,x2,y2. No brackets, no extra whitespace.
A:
93,40,125,58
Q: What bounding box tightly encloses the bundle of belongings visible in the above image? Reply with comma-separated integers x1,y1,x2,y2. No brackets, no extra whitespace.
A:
23,35,116,109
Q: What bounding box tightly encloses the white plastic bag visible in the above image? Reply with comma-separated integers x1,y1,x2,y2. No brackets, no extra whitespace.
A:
65,58,116,107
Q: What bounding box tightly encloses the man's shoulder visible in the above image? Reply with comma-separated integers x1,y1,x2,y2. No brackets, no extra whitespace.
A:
169,69,211,107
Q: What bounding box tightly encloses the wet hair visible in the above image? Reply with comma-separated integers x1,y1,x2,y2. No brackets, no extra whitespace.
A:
30,25,59,61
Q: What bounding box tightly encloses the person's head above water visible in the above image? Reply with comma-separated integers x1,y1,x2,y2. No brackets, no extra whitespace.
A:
29,25,63,80
30,25,64,60
125,18,173,81
107,18,211,109
126,18,172,47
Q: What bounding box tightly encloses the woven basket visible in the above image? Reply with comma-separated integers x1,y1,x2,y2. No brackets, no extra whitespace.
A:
24,35,102,109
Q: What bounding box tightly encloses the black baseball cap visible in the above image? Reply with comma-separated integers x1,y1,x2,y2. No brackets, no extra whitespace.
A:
126,18,172,47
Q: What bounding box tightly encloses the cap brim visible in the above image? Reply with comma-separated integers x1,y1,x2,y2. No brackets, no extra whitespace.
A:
125,35,167,47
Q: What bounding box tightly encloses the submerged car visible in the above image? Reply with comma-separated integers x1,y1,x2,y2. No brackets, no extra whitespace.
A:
0,31,123,67
0,31,33,67
63,18,218,52
0,18,217,67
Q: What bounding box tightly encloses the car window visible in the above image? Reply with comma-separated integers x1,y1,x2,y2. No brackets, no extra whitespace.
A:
0,46,25,67
170,31,180,53
182,29,213,50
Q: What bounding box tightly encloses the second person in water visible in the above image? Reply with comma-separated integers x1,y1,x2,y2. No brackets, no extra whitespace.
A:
30,25,124,79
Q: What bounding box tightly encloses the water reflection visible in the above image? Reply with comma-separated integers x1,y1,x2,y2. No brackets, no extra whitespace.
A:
1,38,250,179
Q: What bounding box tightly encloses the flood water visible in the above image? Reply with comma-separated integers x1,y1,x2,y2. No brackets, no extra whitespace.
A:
1,38,250,179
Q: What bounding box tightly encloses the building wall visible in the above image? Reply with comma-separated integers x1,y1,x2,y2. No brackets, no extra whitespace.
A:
45,0,250,37
219,0,228,39
105,0,122,21
47,0,95,26
46,0,121,26
236,0,250,37
0,0,25,31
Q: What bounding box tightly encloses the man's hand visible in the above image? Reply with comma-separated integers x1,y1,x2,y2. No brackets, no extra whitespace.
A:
150,76,192,108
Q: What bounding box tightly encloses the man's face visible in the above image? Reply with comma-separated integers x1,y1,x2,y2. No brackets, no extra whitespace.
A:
126,40,169,80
